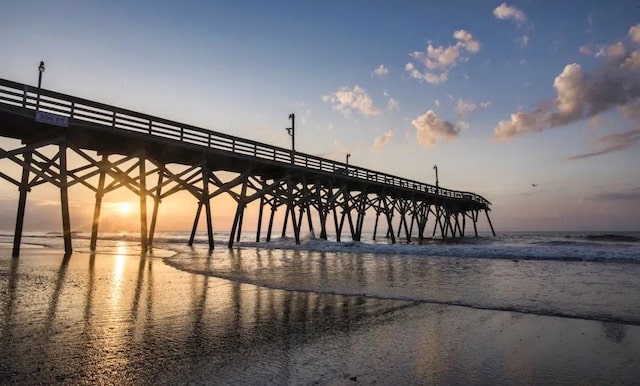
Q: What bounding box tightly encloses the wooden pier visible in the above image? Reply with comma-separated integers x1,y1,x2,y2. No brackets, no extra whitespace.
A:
0,78,494,257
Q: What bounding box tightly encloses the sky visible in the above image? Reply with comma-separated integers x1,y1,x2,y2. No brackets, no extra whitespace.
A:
1,0,639,232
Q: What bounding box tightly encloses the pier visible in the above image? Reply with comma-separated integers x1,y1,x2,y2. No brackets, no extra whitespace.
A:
0,78,494,257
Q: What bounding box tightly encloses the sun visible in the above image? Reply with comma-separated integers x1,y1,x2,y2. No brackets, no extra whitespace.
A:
115,202,133,215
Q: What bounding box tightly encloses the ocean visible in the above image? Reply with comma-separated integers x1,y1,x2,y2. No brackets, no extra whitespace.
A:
1,230,639,384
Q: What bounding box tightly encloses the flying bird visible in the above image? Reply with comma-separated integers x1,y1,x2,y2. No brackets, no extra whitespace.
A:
531,183,538,187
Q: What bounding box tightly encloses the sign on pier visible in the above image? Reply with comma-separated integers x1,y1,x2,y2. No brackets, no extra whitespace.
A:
35,110,69,127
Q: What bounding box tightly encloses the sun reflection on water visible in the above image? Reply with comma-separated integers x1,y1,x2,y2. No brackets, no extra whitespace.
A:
110,243,128,306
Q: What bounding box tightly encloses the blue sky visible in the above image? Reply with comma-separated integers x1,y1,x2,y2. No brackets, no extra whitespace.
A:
1,1,639,231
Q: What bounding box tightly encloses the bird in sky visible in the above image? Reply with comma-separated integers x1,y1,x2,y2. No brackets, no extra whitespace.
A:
532,184,538,187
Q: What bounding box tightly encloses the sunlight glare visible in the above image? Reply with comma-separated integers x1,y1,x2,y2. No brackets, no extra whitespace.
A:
116,202,133,215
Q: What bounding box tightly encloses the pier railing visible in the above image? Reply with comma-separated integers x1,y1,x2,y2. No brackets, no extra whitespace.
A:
0,79,490,207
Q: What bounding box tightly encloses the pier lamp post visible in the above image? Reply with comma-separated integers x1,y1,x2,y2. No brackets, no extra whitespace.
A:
433,164,439,194
345,153,351,176
36,61,45,111
286,113,295,164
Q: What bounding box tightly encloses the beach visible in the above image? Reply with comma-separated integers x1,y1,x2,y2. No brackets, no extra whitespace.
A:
1,235,639,385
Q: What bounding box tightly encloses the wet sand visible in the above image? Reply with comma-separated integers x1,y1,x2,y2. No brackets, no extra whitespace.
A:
1,247,639,385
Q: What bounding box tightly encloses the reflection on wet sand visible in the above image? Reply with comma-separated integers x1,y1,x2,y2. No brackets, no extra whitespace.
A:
0,245,420,384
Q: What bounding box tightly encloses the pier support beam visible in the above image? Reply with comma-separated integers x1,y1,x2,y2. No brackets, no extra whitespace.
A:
189,202,203,246
139,152,148,253
485,209,496,236
148,172,164,247
266,204,276,242
372,210,380,241
256,196,265,242
281,206,289,239
59,142,72,255
12,152,32,257
90,155,108,251
203,167,214,250
228,175,248,248
472,210,478,237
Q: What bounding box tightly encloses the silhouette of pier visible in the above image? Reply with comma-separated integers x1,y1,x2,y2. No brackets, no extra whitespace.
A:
0,78,494,256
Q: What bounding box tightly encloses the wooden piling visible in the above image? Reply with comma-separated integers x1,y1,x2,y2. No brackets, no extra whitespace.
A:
59,142,72,255
148,171,164,247
203,167,214,250
139,152,148,253
12,152,31,258
90,155,107,251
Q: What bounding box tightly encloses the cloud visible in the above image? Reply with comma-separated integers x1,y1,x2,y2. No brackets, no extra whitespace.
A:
580,25,639,59
494,3,531,47
591,189,640,201
456,99,491,118
630,24,640,44
373,130,394,151
323,85,381,117
412,110,461,145
595,42,626,58
372,64,389,77
622,50,640,70
493,3,527,24
619,100,640,120
405,29,480,84
568,128,640,160
453,30,480,53
494,49,640,140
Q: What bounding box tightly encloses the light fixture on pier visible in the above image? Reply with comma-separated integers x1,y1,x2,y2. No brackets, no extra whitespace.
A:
346,153,351,165
37,61,45,110
433,164,439,188
285,113,295,164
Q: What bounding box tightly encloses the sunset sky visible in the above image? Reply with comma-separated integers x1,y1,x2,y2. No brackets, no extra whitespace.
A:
1,1,639,232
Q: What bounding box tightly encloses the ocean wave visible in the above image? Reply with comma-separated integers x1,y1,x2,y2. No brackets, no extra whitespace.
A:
2,231,639,263
582,234,639,242
163,252,640,326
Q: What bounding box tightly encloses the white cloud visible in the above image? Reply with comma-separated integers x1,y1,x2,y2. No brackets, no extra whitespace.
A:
569,128,640,160
494,3,531,48
622,50,640,70
493,3,527,24
323,85,381,117
595,42,626,58
405,29,480,85
456,99,491,118
619,100,640,120
373,130,394,150
412,110,460,145
453,30,480,53
581,23,639,59
494,55,640,140
372,64,389,77
630,24,640,44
